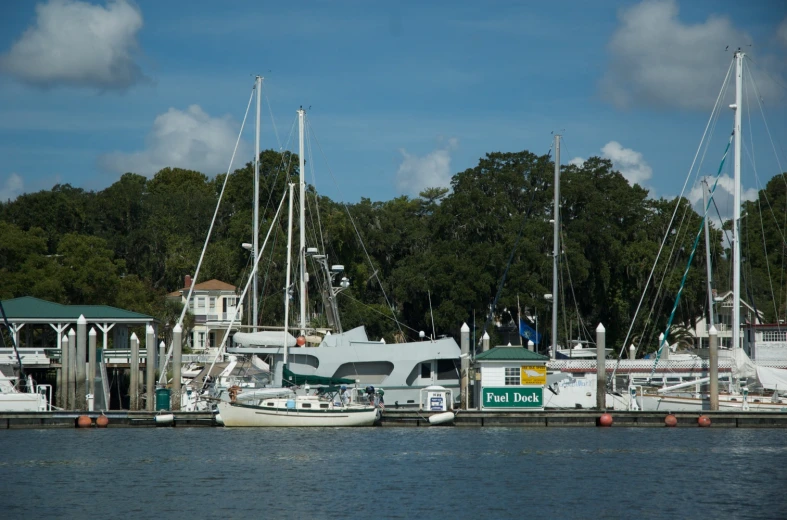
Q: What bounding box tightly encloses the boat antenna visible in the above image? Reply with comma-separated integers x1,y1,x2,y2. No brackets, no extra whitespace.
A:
428,290,436,341
0,300,26,386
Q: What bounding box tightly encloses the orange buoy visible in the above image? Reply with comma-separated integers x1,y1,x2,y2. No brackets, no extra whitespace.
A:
598,413,613,427
296,335,306,347
664,414,678,427
698,415,711,427
96,415,109,428
77,415,92,428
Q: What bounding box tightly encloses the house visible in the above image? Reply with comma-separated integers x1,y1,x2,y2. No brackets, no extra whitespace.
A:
692,290,764,351
474,345,549,410
167,275,242,354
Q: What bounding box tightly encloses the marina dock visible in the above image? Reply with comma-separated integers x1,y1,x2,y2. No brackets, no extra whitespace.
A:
2,409,787,429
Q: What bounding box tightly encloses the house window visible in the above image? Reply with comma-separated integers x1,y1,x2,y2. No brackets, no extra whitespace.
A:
197,332,205,349
209,297,216,311
197,297,206,312
505,367,520,386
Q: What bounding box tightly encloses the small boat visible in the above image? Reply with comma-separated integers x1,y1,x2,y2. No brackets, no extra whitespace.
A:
218,395,378,427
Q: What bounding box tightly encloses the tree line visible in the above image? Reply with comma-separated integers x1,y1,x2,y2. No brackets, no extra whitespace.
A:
2,148,784,354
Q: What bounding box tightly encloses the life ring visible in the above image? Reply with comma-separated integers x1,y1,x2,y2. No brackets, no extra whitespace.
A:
228,385,241,402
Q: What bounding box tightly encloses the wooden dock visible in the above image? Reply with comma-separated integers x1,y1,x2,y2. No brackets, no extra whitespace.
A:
3,409,787,428
379,409,787,428
0,411,218,429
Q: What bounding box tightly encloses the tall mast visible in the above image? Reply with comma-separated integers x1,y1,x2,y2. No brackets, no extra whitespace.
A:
252,75,262,329
283,183,295,367
703,180,715,329
732,51,743,350
551,134,560,360
298,107,307,336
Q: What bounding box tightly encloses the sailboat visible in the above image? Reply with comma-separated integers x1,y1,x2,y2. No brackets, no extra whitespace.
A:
218,181,378,427
630,51,787,412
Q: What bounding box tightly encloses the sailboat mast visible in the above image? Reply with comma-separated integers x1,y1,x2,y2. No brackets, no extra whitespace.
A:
298,108,307,336
551,134,560,360
732,51,743,351
253,75,262,329
703,180,715,329
284,183,295,367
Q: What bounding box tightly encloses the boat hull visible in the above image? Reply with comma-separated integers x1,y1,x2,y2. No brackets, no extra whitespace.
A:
639,395,787,412
217,401,378,427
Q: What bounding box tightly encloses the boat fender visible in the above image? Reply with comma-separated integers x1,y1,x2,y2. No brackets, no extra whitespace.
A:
428,412,455,425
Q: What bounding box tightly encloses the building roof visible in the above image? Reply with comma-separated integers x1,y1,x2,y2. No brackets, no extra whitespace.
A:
0,296,154,323
475,346,550,362
168,279,237,297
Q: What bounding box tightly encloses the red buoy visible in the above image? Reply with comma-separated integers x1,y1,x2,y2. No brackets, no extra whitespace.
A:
698,415,711,427
664,414,678,427
96,415,109,428
296,336,306,347
598,413,613,427
77,415,92,428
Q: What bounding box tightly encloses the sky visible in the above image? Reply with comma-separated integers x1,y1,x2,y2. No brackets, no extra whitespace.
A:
1,0,786,219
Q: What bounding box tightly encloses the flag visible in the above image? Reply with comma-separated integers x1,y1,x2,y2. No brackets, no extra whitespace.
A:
519,320,541,344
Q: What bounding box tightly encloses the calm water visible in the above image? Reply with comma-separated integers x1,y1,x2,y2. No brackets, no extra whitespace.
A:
2,426,786,519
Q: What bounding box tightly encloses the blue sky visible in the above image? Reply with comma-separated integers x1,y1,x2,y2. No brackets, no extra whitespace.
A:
1,0,786,214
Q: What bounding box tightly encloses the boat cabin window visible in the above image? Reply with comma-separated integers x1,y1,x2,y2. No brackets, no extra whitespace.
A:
301,403,312,408
320,403,329,409
437,359,460,380
265,402,274,407
421,363,431,378
505,367,519,386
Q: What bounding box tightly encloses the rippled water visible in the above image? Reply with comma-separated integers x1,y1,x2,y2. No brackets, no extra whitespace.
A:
2,427,786,519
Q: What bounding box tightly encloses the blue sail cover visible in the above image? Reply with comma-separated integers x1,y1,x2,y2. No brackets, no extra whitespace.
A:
519,320,541,344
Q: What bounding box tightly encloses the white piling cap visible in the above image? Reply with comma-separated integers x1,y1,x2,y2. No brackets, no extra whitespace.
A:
482,332,490,339
147,324,154,334
528,340,534,346
461,322,470,332
68,328,76,337
159,341,166,348
77,314,86,324
89,328,96,336
709,325,718,335
131,332,138,340
61,335,68,343
596,323,605,332
173,323,182,333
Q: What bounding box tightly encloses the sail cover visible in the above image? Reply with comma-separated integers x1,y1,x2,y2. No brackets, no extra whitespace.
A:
755,365,787,391
282,365,354,387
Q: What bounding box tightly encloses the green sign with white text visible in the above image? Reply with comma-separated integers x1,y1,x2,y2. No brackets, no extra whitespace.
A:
482,387,543,409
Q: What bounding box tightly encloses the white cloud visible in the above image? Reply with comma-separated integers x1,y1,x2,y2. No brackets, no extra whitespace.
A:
601,0,781,110
0,0,145,89
601,141,653,185
568,157,585,167
778,18,787,47
0,173,24,201
689,175,758,228
396,138,457,197
100,105,249,176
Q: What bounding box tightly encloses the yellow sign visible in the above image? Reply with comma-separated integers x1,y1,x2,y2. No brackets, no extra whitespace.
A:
520,365,546,385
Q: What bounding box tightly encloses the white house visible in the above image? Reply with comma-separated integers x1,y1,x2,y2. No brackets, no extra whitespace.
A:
692,290,764,351
474,345,549,410
168,275,242,355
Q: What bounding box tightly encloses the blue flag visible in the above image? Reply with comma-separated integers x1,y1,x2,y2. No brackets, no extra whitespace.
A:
519,320,541,344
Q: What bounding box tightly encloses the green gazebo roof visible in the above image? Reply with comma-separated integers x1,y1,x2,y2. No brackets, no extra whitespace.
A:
0,296,153,323
475,346,550,362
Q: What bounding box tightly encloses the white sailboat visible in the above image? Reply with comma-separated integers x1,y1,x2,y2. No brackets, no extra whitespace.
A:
217,103,377,426
635,51,787,412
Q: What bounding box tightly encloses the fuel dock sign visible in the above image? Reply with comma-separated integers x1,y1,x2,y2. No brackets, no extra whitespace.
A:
482,387,543,409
